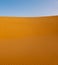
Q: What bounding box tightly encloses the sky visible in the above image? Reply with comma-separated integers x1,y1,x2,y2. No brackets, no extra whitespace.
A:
0,0,58,17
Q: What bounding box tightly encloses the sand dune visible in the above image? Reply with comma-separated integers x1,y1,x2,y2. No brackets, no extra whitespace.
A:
0,16,58,65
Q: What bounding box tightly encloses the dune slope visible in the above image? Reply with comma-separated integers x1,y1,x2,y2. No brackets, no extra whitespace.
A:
0,16,58,65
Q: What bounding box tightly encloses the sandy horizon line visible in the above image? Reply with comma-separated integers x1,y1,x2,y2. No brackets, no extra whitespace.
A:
0,15,58,18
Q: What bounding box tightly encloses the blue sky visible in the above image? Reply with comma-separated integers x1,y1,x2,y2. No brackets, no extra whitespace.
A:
0,0,58,16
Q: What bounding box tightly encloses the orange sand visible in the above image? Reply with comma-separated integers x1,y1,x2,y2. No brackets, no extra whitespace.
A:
0,16,58,65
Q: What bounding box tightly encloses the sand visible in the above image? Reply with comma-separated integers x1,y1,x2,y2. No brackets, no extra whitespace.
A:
0,16,58,65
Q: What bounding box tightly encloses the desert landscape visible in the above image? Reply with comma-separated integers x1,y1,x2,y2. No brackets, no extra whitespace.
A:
0,16,58,65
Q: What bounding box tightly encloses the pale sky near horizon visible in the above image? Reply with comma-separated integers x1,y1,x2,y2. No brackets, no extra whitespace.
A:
0,0,58,16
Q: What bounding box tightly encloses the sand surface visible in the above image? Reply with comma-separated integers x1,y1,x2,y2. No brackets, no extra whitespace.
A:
0,16,58,65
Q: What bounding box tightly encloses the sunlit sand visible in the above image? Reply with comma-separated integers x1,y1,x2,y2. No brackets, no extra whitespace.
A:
0,16,58,65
